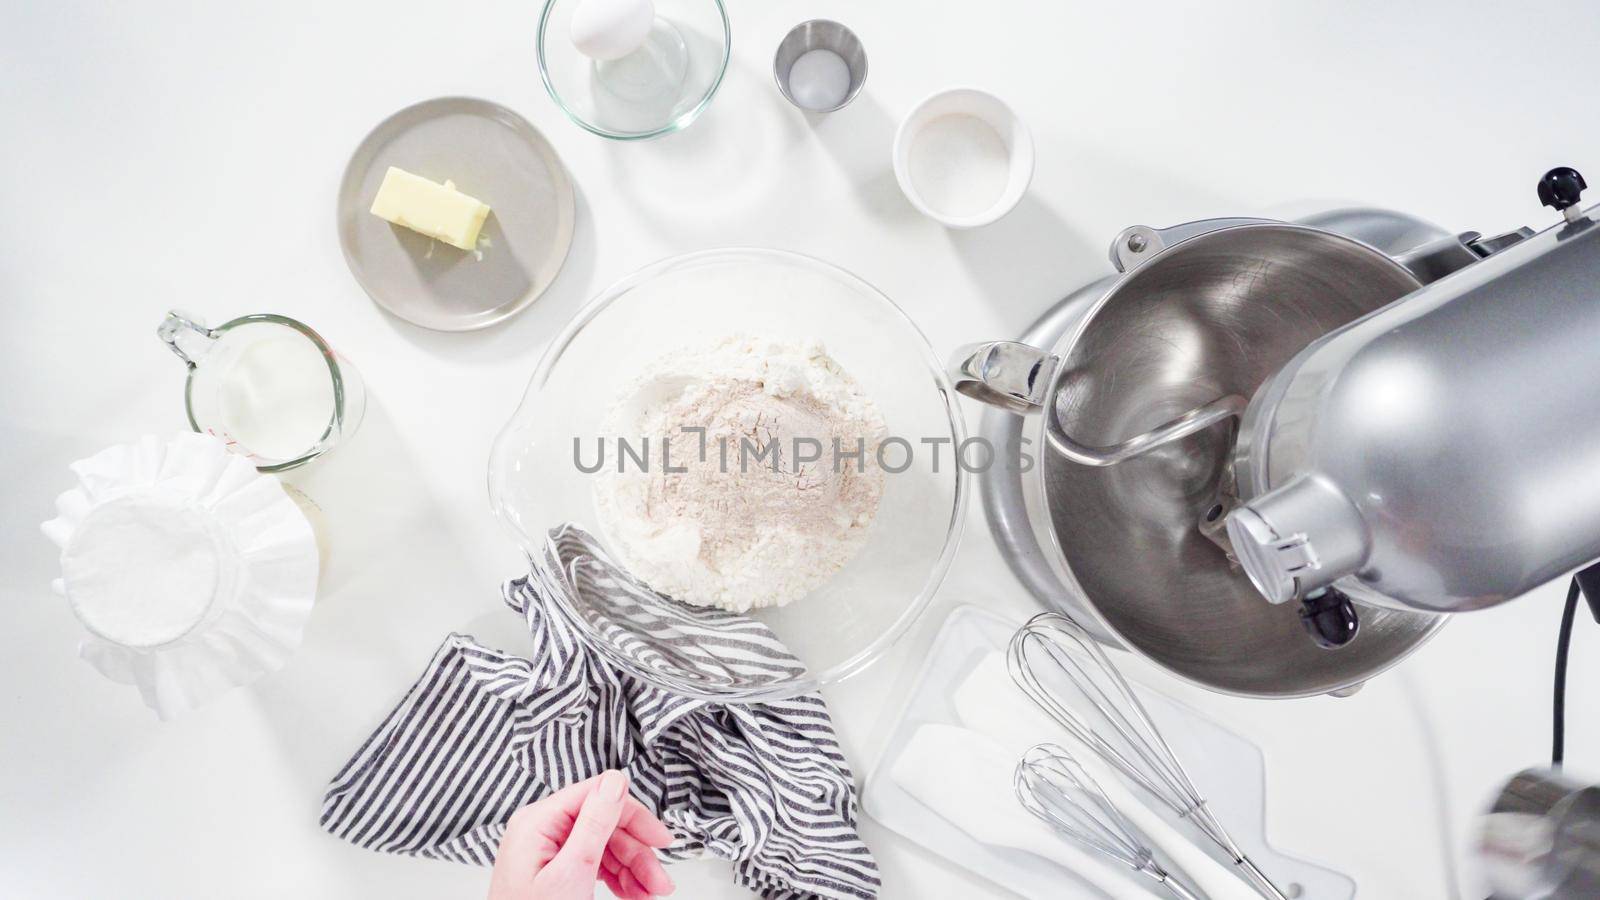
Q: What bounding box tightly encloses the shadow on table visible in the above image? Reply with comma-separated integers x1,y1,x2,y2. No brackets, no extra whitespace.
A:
803,92,924,228
1396,668,1466,900
943,194,1103,335
595,49,808,244
257,396,518,794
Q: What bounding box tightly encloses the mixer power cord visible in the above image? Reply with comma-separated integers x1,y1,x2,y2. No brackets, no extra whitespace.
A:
1553,564,1600,766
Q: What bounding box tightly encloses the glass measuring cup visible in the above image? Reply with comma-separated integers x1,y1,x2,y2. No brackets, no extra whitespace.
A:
157,311,366,471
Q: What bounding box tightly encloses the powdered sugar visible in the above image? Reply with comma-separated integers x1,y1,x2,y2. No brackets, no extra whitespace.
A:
592,336,886,612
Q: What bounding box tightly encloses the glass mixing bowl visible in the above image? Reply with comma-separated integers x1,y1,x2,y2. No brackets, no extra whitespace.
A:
489,249,967,700
537,0,730,140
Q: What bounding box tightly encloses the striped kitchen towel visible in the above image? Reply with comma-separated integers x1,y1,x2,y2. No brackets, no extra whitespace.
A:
320,525,880,900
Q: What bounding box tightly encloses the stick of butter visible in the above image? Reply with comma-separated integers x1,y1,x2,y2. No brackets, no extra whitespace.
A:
368,166,491,251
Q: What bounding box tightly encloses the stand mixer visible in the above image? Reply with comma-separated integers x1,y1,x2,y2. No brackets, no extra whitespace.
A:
961,168,1597,695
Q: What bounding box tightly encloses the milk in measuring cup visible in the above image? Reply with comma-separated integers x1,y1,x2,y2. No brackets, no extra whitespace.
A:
215,326,336,462
161,311,364,469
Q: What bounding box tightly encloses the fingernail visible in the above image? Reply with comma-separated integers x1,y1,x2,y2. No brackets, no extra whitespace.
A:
598,770,627,801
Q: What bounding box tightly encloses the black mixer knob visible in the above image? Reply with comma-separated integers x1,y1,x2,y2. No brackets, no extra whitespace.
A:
1538,167,1587,212
1299,587,1359,649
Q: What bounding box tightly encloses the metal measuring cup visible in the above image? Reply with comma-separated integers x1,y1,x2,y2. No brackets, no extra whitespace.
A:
773,20,867,112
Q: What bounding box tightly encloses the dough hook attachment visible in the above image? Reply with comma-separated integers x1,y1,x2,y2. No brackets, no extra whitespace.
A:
952,340,1246,467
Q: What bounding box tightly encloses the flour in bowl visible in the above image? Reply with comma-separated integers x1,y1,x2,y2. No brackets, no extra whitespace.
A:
592,336,886,612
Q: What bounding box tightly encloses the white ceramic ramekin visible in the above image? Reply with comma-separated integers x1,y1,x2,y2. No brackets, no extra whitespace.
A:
892,87,1035,228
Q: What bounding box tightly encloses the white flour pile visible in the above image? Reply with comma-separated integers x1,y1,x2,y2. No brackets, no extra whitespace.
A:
593,336,886,612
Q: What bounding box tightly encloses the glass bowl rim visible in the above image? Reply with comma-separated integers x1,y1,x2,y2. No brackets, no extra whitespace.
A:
536,0,732,142
487,246,970,701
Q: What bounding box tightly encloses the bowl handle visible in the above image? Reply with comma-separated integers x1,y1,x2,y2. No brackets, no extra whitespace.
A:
950,341,1057,414
951,341,1246,467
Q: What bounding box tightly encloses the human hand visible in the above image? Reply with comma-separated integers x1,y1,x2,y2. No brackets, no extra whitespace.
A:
488,770,676,900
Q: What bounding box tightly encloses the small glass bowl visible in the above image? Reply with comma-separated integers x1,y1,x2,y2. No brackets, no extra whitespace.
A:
489,249,969,701
537,0,731,140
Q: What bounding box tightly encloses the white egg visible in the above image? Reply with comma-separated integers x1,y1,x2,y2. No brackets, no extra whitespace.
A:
569,0,655,61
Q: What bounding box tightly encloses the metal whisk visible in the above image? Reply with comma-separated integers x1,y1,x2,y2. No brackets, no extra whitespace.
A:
1008,612,1288,900
1016,743,1203,899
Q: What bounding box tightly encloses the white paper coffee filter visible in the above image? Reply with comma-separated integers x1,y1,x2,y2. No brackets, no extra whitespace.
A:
41,433,320,719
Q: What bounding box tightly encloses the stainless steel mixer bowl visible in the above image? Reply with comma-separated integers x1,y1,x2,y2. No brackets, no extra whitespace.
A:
972,223,1446,697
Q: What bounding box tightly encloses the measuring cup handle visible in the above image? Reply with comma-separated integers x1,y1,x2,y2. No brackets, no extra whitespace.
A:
157,310,219,367
1046,393,1247,467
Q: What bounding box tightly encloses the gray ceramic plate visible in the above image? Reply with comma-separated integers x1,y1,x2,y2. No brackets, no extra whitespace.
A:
337,97,576,331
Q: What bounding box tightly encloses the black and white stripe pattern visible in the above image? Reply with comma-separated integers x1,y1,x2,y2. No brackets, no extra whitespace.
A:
534,524,812,696
321,526,880,900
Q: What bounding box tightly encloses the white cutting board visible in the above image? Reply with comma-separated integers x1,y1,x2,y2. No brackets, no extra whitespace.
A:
862,604,1357,900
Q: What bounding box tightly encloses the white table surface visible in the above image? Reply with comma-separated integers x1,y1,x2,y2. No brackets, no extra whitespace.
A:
6,1,1600,897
